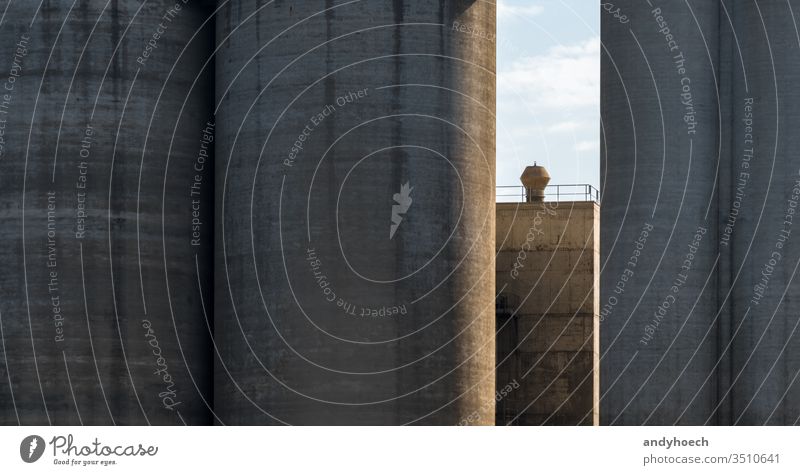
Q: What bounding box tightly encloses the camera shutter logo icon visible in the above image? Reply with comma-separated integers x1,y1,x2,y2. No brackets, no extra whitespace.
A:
20,435,45,463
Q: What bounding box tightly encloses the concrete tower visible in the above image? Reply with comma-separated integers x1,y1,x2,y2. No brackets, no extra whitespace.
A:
496,166,600,425
602,0,800,425
0,1,215,424
600,1,720,424
723,1,800,425
214,1,496,425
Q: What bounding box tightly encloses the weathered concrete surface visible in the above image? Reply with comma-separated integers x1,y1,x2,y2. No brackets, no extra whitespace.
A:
214,0,496,425
723,1,800,425
600,1,720,424
601,0,800,425
495,201,599,425
0,1,214,424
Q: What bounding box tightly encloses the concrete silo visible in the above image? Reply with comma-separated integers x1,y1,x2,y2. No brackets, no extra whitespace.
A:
724,0,800,425
602,0,800,426
600,1,721,424
0,1,215,424
214,0,496,424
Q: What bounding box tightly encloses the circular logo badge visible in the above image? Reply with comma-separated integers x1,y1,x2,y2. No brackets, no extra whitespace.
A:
20,435,45,463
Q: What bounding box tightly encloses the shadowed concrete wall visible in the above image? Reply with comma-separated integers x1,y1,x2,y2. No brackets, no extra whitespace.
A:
600,1,720,424
0,1,214,425
495,201,599,425
724,0,800,425
214,0,496,425
602,0,800,425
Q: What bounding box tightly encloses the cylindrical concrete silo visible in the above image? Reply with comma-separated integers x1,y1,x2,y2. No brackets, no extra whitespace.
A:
600,1,720,424
725,1,800,425
0,1,214,424
214,0,496,425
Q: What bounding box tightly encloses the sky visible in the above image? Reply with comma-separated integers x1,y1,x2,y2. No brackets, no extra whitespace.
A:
497,0,600,197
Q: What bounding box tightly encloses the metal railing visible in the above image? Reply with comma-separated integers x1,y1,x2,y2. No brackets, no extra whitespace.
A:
496,184,600,203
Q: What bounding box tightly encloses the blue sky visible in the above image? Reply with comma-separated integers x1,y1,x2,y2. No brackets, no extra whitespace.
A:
497,0,599,193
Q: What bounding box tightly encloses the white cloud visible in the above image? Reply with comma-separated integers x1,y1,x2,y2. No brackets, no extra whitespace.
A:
574,140,599,152
546,120,588,134
497,1,544,19
499,37,600,110
497,36,600,188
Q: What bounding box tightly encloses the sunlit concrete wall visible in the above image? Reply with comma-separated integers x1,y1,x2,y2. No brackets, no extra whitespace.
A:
495,201,599,425
214,0,496,425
